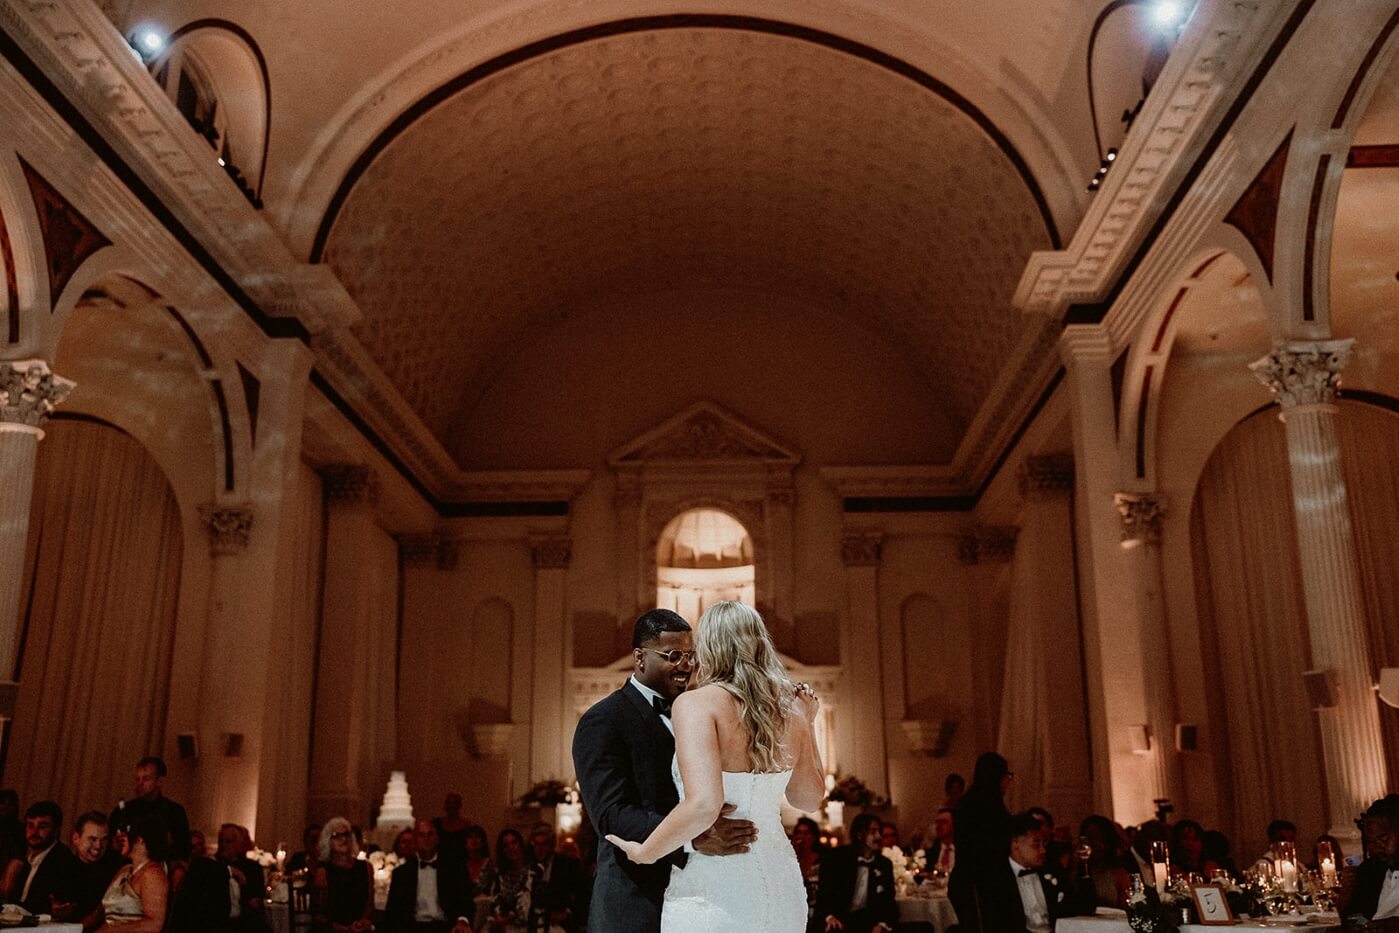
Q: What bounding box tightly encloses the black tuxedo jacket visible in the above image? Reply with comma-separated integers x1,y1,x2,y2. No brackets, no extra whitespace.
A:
572,682,679,933
1341,858,1394,922
814,846,898,933
170,855,269,933
531,855,584,932
383,858,472,931
977,860,1092,933
18,842,81,915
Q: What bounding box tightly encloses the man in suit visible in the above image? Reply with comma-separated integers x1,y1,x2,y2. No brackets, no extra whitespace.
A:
17,800,80,916
69,811,124,929
383,820,472,933
977,811,1092,933
527,823,583,932
815,813,897,933
171,823,269,932
572,608,757,933
926,808,955,877
110,755,191,860
1341,794,1399,931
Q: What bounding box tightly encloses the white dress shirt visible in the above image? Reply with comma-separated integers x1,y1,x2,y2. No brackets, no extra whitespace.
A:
1011,856,1051,933
1375,868,1399,920
629,676,674,736
415,858,445,922
19,843,55,903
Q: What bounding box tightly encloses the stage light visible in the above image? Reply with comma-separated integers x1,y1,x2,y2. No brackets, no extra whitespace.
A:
1151,1,1187,30
127,26,166,63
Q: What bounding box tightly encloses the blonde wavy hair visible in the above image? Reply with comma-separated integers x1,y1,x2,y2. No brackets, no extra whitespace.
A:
695,601,795,773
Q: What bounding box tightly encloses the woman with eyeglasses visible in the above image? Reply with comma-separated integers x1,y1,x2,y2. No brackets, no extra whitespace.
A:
313,816,373,933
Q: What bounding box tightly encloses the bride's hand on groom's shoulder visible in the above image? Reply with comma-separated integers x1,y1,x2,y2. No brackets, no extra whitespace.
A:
605,834,650,864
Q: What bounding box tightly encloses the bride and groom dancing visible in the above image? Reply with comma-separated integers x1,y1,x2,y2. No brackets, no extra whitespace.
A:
572,603,826,932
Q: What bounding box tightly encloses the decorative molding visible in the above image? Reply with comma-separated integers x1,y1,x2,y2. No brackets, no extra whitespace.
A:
957,525,1019,565
1114,492,1166,548
609,400,800,466
319,464,380,507
530,535,572,570
1249,339,1353,409
200,504,253,556
0,359,72,430
840,531,884,567
1017,454,1075,501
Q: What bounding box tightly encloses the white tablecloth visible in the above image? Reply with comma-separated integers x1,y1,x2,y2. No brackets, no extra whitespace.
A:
1056,914,1341,932
897,893,958,931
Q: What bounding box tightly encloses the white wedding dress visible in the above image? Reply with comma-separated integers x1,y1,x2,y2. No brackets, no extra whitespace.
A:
661,756,808,932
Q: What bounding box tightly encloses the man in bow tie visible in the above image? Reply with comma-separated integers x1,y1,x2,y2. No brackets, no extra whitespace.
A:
384,820,472,933
978,811,1092,933
573,608,758,933
816,813,897,933
1341,794,1399,931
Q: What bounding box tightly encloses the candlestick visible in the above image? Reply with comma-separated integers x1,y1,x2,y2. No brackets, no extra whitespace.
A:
1321,857,1337,887
1150,840,1170,890
1278,858,1298,893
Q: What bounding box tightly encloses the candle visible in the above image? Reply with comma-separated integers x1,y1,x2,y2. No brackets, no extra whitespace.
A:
1321,857,1337,887
1278,858,1298,893
1153,863,1169,890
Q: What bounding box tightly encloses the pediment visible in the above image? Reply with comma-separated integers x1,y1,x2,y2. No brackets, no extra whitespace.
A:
608,401,800,466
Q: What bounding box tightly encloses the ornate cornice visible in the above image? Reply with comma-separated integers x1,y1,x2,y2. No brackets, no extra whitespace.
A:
1018,454,1075,501
399,533,460,571
320,464,380,508
1114,492,1165,548
1249,339,1352,409
530,536,572,570
957,525,1019,565
201,504,253,556
0,359,73,431
840,531,883,567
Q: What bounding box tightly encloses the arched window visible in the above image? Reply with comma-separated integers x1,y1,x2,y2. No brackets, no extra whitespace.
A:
655,508,755,622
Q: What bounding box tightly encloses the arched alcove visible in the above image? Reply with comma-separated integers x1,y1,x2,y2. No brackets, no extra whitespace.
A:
8,418,183,827
655,508,755,622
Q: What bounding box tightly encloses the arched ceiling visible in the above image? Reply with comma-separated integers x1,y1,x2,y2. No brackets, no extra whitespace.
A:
321,26,1054,459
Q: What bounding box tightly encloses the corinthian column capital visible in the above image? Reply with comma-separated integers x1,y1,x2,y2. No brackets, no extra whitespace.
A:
0,360,74,435
1114,492,1165,548
1249,339,1353,410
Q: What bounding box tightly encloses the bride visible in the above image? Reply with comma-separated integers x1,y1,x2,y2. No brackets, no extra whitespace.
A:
606,601,826,931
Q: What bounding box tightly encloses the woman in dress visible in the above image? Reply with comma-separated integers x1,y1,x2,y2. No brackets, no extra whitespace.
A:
487,828,531,931
96,816,169,931
789,817,823,923
465,825,497,894
1078,814,1133,908
313,816,373,933
433,792,471,865
605,600,826,932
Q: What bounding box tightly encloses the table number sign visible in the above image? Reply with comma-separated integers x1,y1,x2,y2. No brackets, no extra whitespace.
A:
1189,883,1237,925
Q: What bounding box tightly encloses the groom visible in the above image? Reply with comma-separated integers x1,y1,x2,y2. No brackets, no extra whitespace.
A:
573,608,756,932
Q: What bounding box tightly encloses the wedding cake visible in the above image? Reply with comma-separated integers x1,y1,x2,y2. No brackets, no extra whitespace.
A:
372,770,414,846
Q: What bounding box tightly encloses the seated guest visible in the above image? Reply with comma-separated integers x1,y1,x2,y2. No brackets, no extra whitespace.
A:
1202,829,1237,878
1261,818,1299,861
18,800,81,915
314,816,374,933
71,811,125,930
1170,819,1207,876
96,816,169,932
927,808,955,877
527,823,582,933
463,824,496,896
978,811,1091,933
942,773,966,810
110,757,190,860
1079,815,1132,909
1129,820,1169,885
394,828,417,861
814,813,896,933
1341,794,1399,930
171,823,267,932
487,829,532,932
189,830,207,859
383,820,471,933
879,822,900,852
286,824,321,874
790,817,823,920
1313,833,1345,869
433,793,472,866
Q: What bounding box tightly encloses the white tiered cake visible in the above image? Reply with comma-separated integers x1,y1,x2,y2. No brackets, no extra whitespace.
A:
372,770,415,848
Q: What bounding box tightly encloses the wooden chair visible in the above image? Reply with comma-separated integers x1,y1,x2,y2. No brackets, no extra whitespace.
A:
288,880,323,933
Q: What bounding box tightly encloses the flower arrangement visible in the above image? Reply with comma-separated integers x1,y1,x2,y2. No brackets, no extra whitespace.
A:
882,846,926,896
519,779,579,807
826,775,889,807
247,847,279,869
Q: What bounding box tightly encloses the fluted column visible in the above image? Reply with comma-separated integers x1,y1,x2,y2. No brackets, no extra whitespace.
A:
0,360,72,709
1251,340,1387,838
530,536,571,782
1113,492,1182,814
840,530,888,796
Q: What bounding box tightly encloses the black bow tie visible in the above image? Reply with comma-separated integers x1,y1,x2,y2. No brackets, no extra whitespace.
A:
653,696,672,718
419,860,436,870
1018,868,1037,877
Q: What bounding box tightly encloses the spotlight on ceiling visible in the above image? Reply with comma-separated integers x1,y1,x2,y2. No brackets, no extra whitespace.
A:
127,27,166,62
1151,1,1188,30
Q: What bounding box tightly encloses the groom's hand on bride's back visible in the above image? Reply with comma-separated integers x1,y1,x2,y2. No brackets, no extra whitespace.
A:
691,803,758,856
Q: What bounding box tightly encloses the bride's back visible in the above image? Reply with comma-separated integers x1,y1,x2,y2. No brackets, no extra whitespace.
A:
695,683,799,774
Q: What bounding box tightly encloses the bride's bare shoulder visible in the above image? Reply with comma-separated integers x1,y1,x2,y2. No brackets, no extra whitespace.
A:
676,683,732,707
